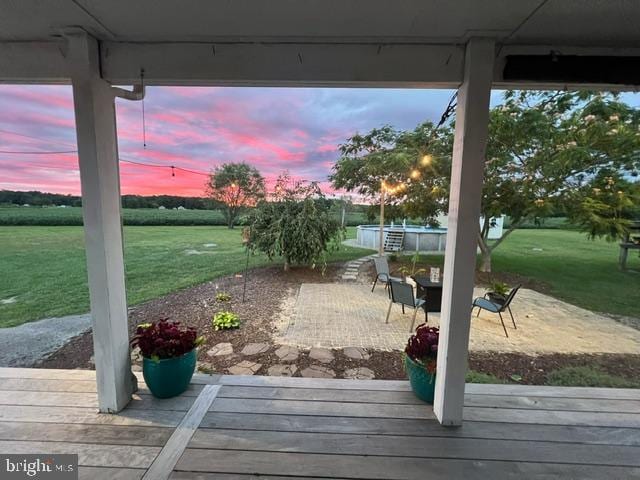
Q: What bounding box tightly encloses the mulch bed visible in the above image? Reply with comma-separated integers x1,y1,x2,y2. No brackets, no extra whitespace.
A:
36,259,640,386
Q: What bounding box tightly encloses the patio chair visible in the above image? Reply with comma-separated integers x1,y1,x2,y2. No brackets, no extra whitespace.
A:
386,279,426,333
371,256,402,295
472,285,521,337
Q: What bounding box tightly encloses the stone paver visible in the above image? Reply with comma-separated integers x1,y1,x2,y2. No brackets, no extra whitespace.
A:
275,283,640,354
228,360,262,375
309,347,334,363
344,367,375,380
275,345,299,362
343,347,371,360
300,365,335,378
207,342,233,357
241,343,270,356
268,364,298,377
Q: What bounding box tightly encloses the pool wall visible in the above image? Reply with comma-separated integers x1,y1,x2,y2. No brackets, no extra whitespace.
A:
356,225,447,252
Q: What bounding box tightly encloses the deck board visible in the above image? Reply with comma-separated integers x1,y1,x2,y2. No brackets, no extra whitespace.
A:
1,368,639,479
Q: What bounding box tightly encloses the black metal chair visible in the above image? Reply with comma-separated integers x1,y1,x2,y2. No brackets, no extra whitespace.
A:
386,279,426,332
472,285,521,337
371,256,402,295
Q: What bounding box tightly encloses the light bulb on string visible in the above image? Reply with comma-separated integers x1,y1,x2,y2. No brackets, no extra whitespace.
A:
421,154,433,166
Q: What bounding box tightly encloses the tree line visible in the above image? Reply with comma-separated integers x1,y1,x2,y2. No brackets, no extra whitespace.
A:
0,190,223,210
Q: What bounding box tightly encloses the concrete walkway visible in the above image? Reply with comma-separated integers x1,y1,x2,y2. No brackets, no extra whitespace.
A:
276,283,640,354
0,313,91,367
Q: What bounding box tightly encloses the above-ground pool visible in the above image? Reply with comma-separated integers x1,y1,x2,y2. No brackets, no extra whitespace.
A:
356,225,447,252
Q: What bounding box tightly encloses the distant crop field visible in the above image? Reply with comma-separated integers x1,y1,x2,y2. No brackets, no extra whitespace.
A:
0,206,370,227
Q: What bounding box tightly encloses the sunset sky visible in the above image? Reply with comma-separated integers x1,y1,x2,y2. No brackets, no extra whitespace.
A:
1,86,639,197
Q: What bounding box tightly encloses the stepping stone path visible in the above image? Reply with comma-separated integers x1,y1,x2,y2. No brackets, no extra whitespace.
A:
340,254,377,282
207,342,233,357
268,364,298,377
241,343,270,356
275,345,299,362
228,360,262,375
309,347,334,363
344,367,375,380
343,347,371,360
301,365,336,378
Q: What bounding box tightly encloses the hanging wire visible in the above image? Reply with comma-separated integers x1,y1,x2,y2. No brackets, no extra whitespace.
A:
141,68,147,149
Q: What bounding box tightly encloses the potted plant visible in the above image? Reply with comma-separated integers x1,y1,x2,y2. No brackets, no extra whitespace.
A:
130,320,204,398
404,324,439,403
487,281,509,304
398,252,426,288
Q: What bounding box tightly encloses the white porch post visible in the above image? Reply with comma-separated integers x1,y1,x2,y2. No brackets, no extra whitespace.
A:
434,38,494,426
67,31,136,412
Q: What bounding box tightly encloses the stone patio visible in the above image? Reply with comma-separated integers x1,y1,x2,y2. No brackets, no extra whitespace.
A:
275,283,640,354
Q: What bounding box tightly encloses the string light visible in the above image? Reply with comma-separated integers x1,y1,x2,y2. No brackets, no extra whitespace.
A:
410,169,421,179
420,154,433,166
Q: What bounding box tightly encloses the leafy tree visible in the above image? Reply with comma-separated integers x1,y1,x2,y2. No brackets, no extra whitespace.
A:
478,91,640,271
248,173,342,271
206,163,265,228
567,173,639,241
330,122,452,225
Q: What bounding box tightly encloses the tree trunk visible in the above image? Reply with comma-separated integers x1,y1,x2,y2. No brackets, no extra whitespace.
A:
477,231,492,273
283,259,290,272
479,249,492,273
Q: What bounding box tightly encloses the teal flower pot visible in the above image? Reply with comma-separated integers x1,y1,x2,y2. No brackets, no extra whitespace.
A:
404,354,436,404
142,349,196,398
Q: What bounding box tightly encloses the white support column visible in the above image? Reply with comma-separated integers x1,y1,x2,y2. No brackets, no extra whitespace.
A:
434,38,495,426
67,31,136,413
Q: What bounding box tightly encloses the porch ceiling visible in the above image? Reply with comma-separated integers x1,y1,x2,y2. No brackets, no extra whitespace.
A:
1,1,639,87
1,0,638,47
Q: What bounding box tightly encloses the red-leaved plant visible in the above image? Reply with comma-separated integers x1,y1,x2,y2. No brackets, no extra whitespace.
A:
404,324,439,374
130,319,203,362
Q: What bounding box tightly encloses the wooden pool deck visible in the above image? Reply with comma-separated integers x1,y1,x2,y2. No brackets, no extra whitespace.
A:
0,367,639,479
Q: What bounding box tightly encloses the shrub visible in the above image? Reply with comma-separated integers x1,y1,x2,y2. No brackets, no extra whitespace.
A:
130,320,203,361
212,311,240,330
215,292,232,303
546,366,640,388
405,324,439,374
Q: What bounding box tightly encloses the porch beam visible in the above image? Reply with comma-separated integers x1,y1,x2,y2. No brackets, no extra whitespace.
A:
67,31,136,413
434,38,495,426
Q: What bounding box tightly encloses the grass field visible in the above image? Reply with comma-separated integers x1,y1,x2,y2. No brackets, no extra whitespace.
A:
0,206,369,227
0,226,369,328
418,229,640,319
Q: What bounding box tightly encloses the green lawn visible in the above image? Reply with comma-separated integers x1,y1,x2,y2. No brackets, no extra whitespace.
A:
412,229,640,319
491,229,639,318
0,226,369,328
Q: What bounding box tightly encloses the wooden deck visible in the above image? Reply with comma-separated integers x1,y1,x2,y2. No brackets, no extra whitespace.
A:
0,368,639,479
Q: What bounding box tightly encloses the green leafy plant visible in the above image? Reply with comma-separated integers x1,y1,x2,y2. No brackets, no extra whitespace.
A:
248,172,343,271
489,281,510,297
212,311,240,330
215,291,232,303
398,252,427,277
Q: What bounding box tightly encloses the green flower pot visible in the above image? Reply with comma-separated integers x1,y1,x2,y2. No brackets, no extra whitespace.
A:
404,354,436,404
142,349,196,398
